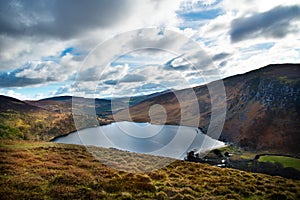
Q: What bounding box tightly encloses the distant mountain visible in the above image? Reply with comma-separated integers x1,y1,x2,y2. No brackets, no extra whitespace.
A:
114,64,300,155
26,96,73,113
0,89,173,140
26,90,173,117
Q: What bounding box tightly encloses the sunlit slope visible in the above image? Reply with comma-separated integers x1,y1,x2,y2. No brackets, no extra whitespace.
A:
0,95,95,140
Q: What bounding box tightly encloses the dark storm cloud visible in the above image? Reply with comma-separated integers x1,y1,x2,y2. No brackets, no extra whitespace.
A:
0,0,131,39
230,5,300,43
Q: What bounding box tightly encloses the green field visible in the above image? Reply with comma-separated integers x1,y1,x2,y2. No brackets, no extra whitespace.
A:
258,155,300,171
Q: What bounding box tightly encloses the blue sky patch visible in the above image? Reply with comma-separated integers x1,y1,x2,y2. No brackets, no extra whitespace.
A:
251,42,275,50
60,47,75,57
240,42,275,52
178,8,223,21
42,47,81,62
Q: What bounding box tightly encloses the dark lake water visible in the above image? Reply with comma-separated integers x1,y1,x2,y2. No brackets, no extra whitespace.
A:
53,121,225,159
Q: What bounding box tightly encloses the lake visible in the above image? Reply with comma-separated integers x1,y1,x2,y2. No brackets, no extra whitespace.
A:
53,121,225,159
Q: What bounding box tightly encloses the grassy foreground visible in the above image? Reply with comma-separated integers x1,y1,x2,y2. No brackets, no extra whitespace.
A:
0,140,299,200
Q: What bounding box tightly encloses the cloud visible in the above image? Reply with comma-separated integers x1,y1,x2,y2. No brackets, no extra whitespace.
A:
54,56,209,98
164,56,191,71
0,89,28,100
230,5,300,42
63,24,223,98
0,0,183,43
0,71,45,87
0,34,70,71
194,1,300,80
0,53,79,87
120,74,146,83
0,0,183,71
102,74,147,85
0,0,132,39
212,52,231,61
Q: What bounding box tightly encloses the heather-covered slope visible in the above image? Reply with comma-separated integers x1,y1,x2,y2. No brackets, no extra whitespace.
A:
0,95,97,140
0,140,299,199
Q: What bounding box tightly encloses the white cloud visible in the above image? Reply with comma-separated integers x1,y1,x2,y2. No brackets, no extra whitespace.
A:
15,54,78,81
221,0,299,15
0,0,299,100
0,89,28,100
0,35,71,71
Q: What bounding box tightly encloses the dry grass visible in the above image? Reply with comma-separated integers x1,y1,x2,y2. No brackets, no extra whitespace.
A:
0,140,299,199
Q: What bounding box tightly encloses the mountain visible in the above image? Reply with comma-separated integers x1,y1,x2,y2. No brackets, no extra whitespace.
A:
25,96,73,113
221,64,300,153
26,90,173,117
114,64,300,155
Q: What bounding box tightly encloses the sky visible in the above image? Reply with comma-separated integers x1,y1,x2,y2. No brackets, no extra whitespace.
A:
0,0,299,100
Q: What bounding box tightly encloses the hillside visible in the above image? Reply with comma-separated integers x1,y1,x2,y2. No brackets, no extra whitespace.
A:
1,140,299,199
0,95,97,141
114,64,300,155
221,64,300,153
0,95,42,112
